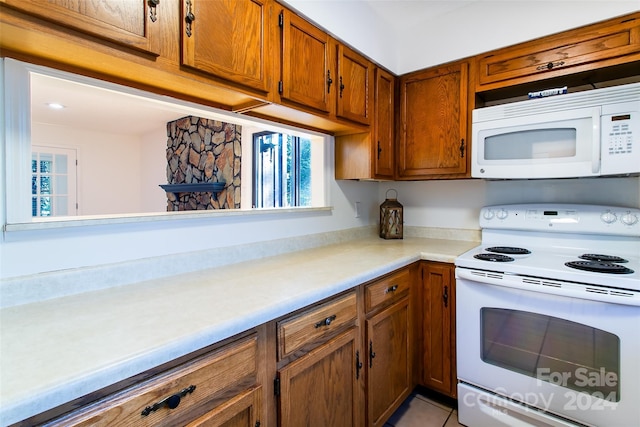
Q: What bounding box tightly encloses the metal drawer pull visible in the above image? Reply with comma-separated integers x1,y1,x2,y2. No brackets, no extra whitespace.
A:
141,385,196,416
536,60,565,71
315,314,337,328
385,284,399,293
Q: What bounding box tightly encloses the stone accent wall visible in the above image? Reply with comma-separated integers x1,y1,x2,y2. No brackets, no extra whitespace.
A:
166,116,241,210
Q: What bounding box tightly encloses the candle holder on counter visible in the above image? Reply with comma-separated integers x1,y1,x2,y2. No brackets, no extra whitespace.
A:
379,189,403,239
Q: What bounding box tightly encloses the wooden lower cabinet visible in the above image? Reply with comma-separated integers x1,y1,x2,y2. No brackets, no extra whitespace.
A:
365,297,411,427
41,332,264,427
187,386,262,427
421,262,456,398
277,328,361,427
28,265,426,427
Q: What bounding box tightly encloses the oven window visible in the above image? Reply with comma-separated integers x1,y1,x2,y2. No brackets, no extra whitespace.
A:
483,128,577,160
481,308,620,401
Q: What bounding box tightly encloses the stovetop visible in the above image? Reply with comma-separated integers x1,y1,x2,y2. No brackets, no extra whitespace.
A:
455,204,640,291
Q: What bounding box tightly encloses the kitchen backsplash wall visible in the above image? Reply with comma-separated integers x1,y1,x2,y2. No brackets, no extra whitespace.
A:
380,177,640,231
166,116,241,210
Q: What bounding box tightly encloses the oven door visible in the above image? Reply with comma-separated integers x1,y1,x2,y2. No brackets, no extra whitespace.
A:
456,271,640,427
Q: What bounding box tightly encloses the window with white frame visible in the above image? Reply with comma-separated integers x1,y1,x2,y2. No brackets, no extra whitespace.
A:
31,146,77,217
252,132,311,208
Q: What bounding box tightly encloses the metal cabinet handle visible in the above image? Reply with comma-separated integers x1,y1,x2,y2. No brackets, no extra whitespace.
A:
536,61,565,71
356,350,363,379
339,76,345,98
460,139,465,158
385,284,398,294
148,0,159,22
327,70,333,93
185,0,195,37
369,340,376,368
443,285,449,308
315,314,336,328
141,385,196,416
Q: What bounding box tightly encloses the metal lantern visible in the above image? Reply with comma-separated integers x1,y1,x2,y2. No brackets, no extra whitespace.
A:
379,189,403,239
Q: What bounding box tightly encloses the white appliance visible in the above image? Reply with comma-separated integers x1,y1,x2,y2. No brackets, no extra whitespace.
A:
472,83,640,179
455,204,640,427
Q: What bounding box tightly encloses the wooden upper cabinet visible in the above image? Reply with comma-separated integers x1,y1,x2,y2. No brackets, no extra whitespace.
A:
398,61,469,179
1,0,161,55
374,68,395,179
476,13,640,91
337,44,371,125
182,0,271,94
334,67,394,180
279,9,335,113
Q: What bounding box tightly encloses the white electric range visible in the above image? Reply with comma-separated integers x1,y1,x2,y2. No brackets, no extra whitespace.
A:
455,204,640,427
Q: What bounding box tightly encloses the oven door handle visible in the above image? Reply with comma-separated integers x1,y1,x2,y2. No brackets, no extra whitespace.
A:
455,268,640,306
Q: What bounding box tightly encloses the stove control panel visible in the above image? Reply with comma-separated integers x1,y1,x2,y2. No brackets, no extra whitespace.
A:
479,204,640,236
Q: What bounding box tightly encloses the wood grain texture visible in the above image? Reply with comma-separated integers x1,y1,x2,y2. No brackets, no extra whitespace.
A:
2,0,159,54
277,291,357,359
398,61,468,179
475,13,640,91
44,335,259,426
337,44,371,125
280,10,333,113
186,386,261,427
364,267,411,313
334,67,394,180
182,0,270,93
278,328,359,427
373,67,395,179
422,262,456,398
366,297,411,427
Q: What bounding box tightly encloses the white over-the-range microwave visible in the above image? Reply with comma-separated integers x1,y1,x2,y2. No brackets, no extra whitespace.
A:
472,82,640,179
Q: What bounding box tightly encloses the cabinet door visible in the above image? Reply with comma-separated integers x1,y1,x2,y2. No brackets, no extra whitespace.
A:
422,263,456,397
373,68,395,179
187,386,262,427
337,44,371,125
398,62,468,179
366,297,411,427
278,328,361,427
2,0,160,55
279,9,334,113
182,0,271,94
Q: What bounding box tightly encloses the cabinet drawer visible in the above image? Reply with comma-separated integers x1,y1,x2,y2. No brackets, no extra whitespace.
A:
277,291,357,359
46,335,258,427
477,17,640,89
365,267,411,313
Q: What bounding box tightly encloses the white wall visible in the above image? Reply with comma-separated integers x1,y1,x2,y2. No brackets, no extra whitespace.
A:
284,1,640,74
31,123,161,215
379,177,640,230
140,127,169,212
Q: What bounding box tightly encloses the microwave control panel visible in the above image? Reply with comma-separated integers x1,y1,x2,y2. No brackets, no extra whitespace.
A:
600,101,639,175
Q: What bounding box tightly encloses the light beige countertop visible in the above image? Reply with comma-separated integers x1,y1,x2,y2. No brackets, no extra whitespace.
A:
0,235,477,426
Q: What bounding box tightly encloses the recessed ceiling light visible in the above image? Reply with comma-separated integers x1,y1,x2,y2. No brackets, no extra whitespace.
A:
46,102,66,110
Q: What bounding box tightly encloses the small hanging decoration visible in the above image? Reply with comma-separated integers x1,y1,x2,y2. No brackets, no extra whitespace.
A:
379,189,403,239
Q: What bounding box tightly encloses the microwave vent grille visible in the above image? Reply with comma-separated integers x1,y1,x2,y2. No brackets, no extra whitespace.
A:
474,82,640,122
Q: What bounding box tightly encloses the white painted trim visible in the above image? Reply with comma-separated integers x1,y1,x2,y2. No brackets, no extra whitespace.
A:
3,58,32,223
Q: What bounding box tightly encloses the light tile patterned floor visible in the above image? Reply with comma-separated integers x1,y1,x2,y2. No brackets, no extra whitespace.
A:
385,391,464,427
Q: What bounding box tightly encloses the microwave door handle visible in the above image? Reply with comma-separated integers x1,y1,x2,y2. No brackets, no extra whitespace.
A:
592,107,601,174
